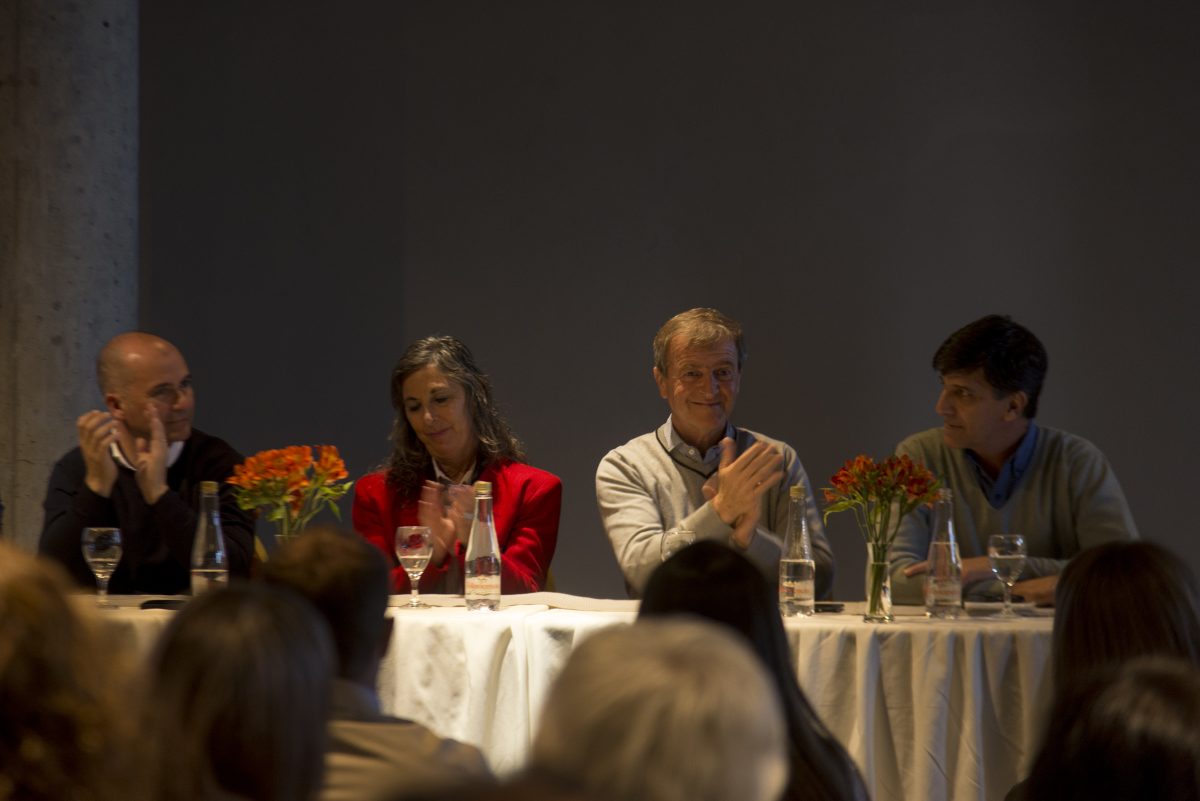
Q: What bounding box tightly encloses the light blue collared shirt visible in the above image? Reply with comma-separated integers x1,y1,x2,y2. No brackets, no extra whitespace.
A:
965,422,1039,509
658,417,736,475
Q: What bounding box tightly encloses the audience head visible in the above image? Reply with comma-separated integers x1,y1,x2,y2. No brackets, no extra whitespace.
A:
262,525,392,685
97,331,195,443
0,545,134,801
530,618,788,801
932,314,1047,419
1053,540,1200,697
1025,657,1200,801
144,583,335,801
387,335,524,493
640,541,868,801
641,541,784,664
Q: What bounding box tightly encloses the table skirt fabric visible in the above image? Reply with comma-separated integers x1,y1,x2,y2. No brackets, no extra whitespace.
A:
790,615,1052,801
95,594,1052,801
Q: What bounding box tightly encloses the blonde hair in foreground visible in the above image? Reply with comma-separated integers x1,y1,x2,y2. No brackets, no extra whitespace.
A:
531,619,788,801
0,545,135,801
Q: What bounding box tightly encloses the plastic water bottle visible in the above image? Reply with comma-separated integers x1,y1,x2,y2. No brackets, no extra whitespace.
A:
780,484,816,616
925,487,962,618
465,481,501,611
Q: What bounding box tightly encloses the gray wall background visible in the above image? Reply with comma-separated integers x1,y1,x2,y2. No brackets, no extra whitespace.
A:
137,2,1200,600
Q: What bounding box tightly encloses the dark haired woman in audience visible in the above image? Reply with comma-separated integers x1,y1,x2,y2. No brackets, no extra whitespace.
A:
639,540,869,801
1051,540,1200,698
1024,657,1200,801
353,335,562,593
0,545,136,801
142,584,334,801
1006,540,1200,801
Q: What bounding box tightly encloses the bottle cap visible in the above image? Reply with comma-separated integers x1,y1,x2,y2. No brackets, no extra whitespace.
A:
201,480,219,494
789,484,807,500
473,481,492,496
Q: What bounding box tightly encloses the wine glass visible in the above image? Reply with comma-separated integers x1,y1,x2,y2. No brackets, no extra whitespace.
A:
987,534,1027,617
395,526,434,608
81,527,123,608
661,528,696,562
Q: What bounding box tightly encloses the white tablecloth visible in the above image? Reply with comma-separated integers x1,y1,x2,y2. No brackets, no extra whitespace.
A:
96,594,1052,801
787,606,1053,801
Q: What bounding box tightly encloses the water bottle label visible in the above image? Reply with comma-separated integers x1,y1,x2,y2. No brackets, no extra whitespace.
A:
928,580,962,605
465,575,499,596
781,579,815,603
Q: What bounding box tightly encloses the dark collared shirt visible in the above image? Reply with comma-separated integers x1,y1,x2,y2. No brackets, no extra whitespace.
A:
965,422,1039,509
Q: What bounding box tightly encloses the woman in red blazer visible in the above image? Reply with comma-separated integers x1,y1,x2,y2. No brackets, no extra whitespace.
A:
352,336,561,594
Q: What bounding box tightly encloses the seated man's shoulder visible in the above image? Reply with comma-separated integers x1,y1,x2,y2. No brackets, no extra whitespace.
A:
896,427,946,458
1036,425,1106,461
327,717,490,789
49,444,86,474
329,716,470,754
1035,427,1120,487
184,428,244,465
738,426,792,451
613,429,660,453
596,430,660,470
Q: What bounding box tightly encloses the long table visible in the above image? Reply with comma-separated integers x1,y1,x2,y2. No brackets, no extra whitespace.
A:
98,593,1053,801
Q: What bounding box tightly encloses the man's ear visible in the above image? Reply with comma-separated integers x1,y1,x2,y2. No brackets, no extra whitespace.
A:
653,367,668,400
105,392,125,420
1005,391,1029,421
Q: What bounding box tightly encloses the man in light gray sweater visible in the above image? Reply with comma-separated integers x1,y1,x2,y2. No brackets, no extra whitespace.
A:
596,308,834,597
891,315,1138,604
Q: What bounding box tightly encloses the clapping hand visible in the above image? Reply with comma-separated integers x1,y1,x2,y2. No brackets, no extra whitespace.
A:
133,405,169,504
707,438,782,549
418,481,471,565
445,483,475,544
77,410,119,497
1012,574,1058,606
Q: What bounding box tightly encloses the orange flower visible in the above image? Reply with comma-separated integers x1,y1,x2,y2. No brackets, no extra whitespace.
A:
316,445,349,481
229,444,355,541
822,452,940,549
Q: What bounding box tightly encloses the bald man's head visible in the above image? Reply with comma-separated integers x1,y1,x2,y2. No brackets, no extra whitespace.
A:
97,333,180,394
98,332,195,442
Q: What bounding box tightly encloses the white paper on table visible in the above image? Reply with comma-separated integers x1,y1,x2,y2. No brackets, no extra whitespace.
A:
388,592,638,613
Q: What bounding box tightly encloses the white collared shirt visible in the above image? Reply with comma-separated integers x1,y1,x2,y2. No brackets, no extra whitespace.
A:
432,459,477,486
659,415,735,471
110,440,185,470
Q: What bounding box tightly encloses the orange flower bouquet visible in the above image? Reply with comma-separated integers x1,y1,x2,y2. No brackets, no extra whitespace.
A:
228,445,353,542
823,454,939,621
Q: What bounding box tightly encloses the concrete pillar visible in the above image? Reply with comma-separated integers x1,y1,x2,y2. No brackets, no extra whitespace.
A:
0,0,137,550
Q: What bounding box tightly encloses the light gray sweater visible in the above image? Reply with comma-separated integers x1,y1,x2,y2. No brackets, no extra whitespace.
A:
890,425,1139,603
596,418,834,597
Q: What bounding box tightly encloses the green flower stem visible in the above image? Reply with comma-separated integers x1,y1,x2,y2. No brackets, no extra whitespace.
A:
866,542,892,621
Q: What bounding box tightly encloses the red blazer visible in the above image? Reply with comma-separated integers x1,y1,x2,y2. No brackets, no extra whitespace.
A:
352,459,562,594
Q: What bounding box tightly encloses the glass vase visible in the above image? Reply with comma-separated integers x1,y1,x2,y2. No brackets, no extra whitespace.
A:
864,542,893,622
